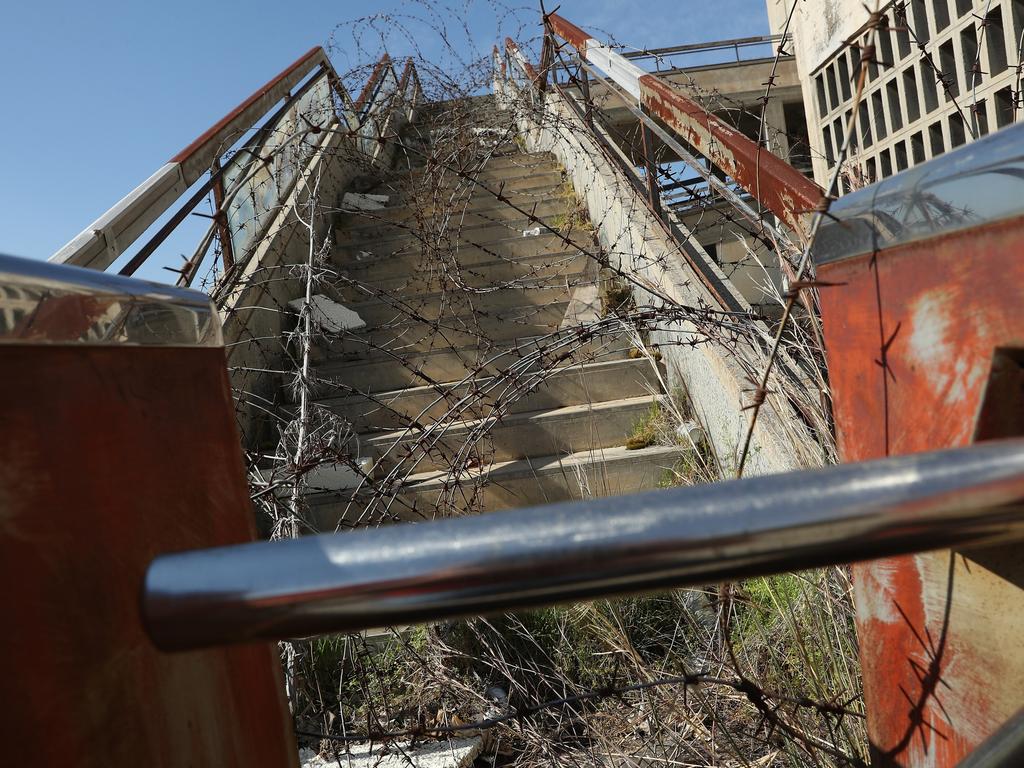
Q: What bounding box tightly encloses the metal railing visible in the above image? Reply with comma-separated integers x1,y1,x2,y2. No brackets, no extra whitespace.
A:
49,48,422,290
144,439,1024,650
539,13,822,241
501,34,754,314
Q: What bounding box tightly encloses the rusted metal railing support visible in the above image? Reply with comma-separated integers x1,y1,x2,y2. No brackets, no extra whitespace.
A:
577,62,594,129
144,440,1024,650
545,12,823,241
538,31,554,103
209,158,234,276
640,114,663,219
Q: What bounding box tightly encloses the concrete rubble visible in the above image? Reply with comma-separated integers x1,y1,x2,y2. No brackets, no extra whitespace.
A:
288,294,367,334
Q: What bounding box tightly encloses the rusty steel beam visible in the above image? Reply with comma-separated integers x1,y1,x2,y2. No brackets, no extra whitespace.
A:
545,13,823,240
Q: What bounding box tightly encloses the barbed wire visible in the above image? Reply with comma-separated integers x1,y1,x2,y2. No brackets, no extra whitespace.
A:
169,2,872,765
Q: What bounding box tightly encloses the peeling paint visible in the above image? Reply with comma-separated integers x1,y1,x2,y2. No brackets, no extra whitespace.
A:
908,292,955,372
637,74,821,238
819,214,1024,766
853,556,901,624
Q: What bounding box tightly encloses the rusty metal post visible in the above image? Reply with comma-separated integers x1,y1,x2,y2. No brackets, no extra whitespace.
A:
577,57,594,129
538,31,554,105
210,158,234,274
640,111,662,219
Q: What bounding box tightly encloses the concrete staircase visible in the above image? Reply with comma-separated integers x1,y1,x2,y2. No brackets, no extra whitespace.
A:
289,121,681,529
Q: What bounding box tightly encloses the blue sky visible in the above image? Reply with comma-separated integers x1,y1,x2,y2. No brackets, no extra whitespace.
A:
0,0,769,280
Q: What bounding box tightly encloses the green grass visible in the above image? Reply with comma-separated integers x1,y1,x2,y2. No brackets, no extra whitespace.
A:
625,401,662,450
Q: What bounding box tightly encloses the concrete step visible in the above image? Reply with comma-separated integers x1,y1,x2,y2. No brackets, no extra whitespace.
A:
332,231,580,278
382,154,557,186
323,301,570,359
303,443,683,527
364,394,662,473
334,211,570,254
335,199,566,245
374,169,564,205
384,151,556,181
306,334,636,397
335,250,590,302
335,179,569,229
344,277,582,327
311,357,662,431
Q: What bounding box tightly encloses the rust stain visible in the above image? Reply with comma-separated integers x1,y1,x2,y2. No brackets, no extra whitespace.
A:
547,13,590,58
819,215,1024,766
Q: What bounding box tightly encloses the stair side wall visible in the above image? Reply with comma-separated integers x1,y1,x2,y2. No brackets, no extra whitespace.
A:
511,91,824,476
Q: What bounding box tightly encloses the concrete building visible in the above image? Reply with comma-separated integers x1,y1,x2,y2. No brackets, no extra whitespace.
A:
768,0,1024,187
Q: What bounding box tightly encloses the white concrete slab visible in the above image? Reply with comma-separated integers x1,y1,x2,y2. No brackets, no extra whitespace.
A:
289,294,367,334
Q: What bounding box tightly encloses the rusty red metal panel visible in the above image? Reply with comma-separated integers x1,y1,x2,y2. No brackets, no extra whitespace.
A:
546,13,590,58
354,53,393,112
171,45,324,167
818,216,1024,766
638,74,821,240
0,345,296,767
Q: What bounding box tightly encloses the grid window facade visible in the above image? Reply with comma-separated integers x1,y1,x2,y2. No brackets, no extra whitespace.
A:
809,0,1023,188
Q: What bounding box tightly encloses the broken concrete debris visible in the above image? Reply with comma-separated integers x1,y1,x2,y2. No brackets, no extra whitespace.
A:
287,294,367,334
299,737,482,768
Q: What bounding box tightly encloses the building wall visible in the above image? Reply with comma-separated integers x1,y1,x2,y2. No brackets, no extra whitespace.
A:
769,0,1024,187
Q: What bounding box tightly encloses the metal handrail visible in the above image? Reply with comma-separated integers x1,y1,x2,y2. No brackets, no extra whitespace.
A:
144,439,1024,650
48,47,420,285
117,64,334,284
543,13,823,241
622,33,791,65
353,53,394,116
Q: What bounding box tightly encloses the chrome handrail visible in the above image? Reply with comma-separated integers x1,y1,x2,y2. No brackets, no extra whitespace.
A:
144,439,1024,650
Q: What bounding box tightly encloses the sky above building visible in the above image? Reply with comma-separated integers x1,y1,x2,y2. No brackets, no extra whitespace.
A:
0,0,770,275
